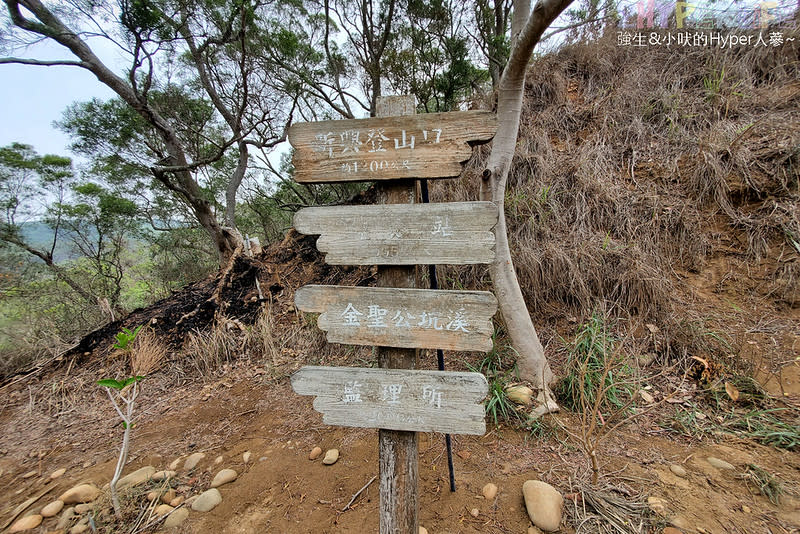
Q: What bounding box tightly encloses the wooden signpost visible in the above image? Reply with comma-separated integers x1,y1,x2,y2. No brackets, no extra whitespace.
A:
287,110,497,183
293,201,498,265
295,285,497,352
291,366,488,435
288,96,498,534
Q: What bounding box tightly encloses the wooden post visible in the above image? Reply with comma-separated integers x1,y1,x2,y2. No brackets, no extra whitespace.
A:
376,95,418,534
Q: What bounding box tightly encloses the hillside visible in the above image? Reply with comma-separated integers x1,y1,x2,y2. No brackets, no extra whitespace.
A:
0,33,798,533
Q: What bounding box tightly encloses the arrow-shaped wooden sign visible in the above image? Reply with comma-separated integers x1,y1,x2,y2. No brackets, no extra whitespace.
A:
294,201,497,265
295,285,498,352
287,110,497,183
291,366,488,435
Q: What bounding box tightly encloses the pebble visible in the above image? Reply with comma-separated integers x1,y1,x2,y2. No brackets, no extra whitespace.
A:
211,468,238,488
214,455,224,465
9,514,42,532
169,458,181,471
322,449,339,465
152,470,176,482
49,468,67,480
161,489,176,504
506,385,534,405
59,484,100,505
309,447,323,460
56,507,76,529
69,525,89,534
243,451,251,463
116,466,156,488
41,500,64,517
470,508,480,517
482,482,498,500
707,457,735,470
169,496,184,507
647,496,668,517
163,507,189,528
670,465,687,478
154,504,174,516
522,480,563,532
21,470,37,479
147,491,160,502
74,504,93,514
742,505,751,514
184,452,206,471
191,488,222,512
663,527,683,534
419,527,428,534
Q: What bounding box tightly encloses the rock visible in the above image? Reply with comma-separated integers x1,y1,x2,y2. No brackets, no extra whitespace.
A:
147,491,160,502
69,525,89,534
647,496,668,516
163,507,190,528
169,458,181,471
161,489,176,504
49,468,67,480
152,470,176,482
528,527,544,534
74,504,93,514
243,451,251,463
663,527,683,534
154,504,174,516
41,500,65,517
9,514,43,532
322,449,339,465
309,447,323,460
419,527,428,534
742,505,751,514
669,464,687,478
482,482,498,500
56,507,76,529
59,484,100,505
210,468,238,488
506,385,534,405
184,452,206,471
707,457,735,470
169,496,184,507
522,480,563,532
116,466,156,488
470,508,480,517
21,470,37,479
214,455,224,465
191,488,222,512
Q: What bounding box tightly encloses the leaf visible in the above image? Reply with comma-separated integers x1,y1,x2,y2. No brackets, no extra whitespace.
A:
121,376,145,388
725,381,740,402
97,378,124,390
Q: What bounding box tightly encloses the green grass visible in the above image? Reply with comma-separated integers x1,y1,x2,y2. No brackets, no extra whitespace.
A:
722,409,800,451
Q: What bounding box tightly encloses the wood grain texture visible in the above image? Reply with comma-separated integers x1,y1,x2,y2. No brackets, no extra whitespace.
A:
295,285,498,352
293,201,498,265
291,366,488,435
287,111,497,183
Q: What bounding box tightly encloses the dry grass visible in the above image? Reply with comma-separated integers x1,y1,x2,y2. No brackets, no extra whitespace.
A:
131,327,168,377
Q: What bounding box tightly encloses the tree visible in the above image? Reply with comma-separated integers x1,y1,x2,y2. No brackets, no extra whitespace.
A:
480,0,574,414
1,0,296,264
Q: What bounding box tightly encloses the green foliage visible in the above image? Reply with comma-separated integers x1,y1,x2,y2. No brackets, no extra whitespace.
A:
113,325,143,352
484,374,522,426
722,409,800,451
97,375,145,390
743,464,783,505
467,326,525,426
556,313,634,415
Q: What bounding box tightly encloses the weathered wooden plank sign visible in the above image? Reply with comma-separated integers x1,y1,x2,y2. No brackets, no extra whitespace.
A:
287,110,497,183
294,201,498,265
291,366,488,435
296,285,497,352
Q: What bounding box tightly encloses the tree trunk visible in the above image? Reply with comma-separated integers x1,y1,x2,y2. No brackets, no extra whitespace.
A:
480,0,574,415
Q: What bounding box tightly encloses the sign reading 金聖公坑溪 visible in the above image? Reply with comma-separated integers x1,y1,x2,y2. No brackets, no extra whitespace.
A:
295,285,497,353
287,110,497,183
290,366,488,435
293,201,498,265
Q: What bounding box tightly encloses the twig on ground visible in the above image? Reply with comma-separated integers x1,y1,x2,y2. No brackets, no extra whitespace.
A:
341,475,377,512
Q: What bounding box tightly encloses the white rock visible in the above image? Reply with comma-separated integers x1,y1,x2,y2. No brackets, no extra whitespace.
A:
70,524,89,534
191,488,222,512
707,457,735,470
40,499,64,517
59,484,101,505
470,508,480,517
214,455,224,465
169,458,181,471
482,482,498,500
243,451,251,463
184,452,206,471
506,385,534,405
322,449,339,465
210,468,238,488
419,527,428,534
74,503,93,514
152,470,176,482
164,507,190,528
116,466,156,488
670,464,687,478
522,480,563,532
49,468,67,480
9,514,42,532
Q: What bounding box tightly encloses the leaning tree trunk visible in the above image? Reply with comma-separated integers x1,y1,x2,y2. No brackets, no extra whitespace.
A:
480,0,574,415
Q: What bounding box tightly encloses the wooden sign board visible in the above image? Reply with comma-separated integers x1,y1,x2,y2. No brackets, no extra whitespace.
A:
294,201,498,265
295,285,497,352
287,110,497,183
291,366,488,435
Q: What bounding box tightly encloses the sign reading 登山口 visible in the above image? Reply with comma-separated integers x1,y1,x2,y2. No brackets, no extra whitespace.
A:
287,110,497,183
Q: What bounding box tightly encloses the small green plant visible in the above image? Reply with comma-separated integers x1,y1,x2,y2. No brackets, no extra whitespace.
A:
484,374,523,426
741,464,783,504
722,409,800,451
113,325,142,351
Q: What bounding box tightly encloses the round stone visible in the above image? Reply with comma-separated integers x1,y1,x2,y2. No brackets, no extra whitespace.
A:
41,500,64,518
309,447,323,460
183,452,206,471
522,480,563,532
482,482,498,500
210,468,238,488
670,464,687,478
191,488,222,512
164,507,190,528
322,449,339,465
9,514,42,532
707,457,735,470
59,484,100,505
49,468,67,480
